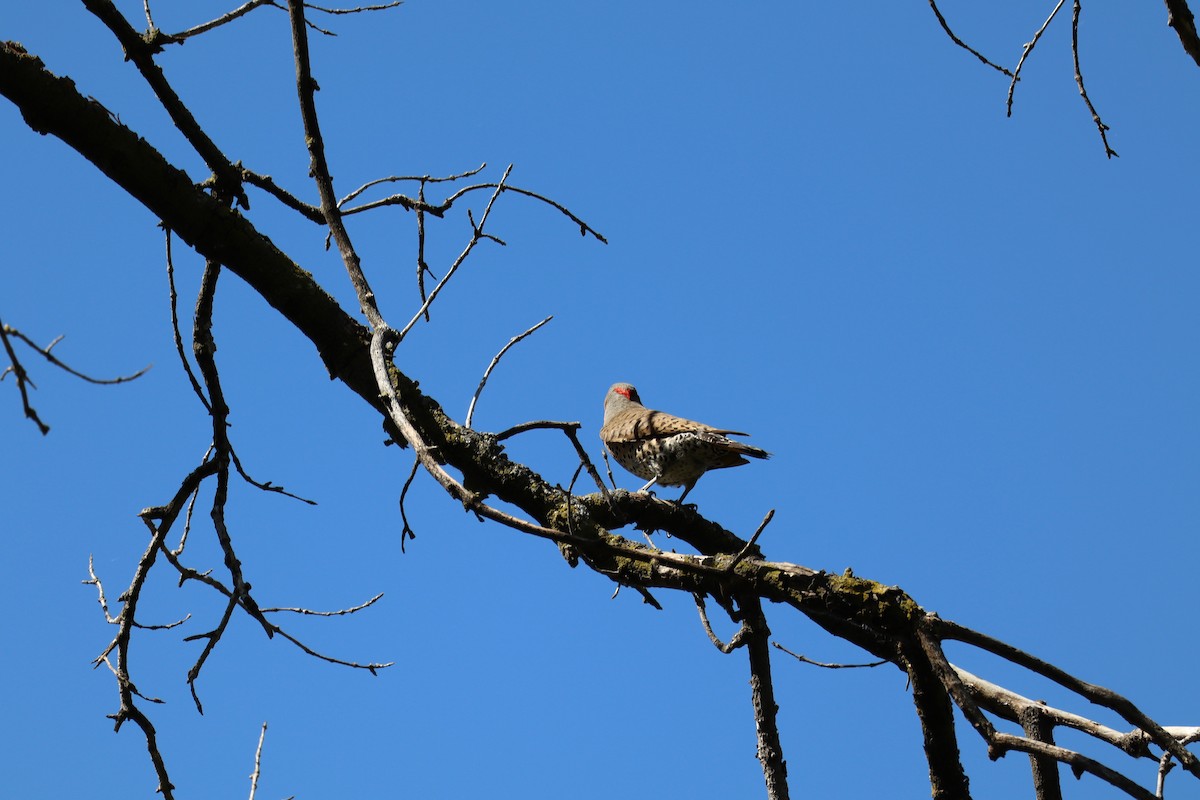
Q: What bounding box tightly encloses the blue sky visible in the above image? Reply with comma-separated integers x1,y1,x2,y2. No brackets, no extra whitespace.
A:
3,2,1199,798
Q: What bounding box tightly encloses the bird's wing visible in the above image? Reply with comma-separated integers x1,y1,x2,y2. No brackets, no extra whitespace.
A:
600,408,747,441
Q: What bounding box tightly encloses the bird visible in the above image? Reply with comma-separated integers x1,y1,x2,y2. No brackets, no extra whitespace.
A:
599,382,770,503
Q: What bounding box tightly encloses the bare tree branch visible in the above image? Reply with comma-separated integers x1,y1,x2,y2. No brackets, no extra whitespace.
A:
1007,0,1068,118
1071,1,1118,158
1165,0,1200,66
1,316,150,434
928,0,1016,77
466,315,553,428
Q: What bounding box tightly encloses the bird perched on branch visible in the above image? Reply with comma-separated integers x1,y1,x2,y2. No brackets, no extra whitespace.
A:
599,382,770,503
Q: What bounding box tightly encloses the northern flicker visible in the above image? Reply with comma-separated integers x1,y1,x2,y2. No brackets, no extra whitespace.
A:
599,382,770,503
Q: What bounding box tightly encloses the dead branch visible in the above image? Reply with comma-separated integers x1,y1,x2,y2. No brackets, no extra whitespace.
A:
771,642,887,670
466,315,553,428
83,0,248,207
249,722,268,800
927,0,1015,77
1007,0,1067,118
288,0,383,329
396,166,513,340
1165,0,1200,66
1071,0,1118,158
1,316,150,435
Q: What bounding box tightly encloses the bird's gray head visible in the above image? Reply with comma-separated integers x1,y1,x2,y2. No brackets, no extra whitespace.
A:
603,382,643,422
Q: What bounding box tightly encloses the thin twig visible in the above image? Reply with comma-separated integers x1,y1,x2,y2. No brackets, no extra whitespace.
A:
726,509,774,574
84,556,119,624
268,624,394,674
165,227,210,412
493,419,612,500
337,163,486,207
0,318,48,434
248,723,267,800
173,0,274,39
494,418,575,441
229,446,317,504
399,456,420,552
1071,0,1118,158
466,315,552,427
241,170,324,223
308,2,402,15
439,181,607,243
415,180,432,318
694,594,749,654
771,642,887,669
288,0,384,328
2,325,150,385
262,593,384,616
927,0,1016,77
1007,0,1067,117
173,1,399,40
396,165,513,341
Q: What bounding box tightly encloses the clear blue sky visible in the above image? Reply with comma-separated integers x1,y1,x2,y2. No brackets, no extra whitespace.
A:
4,2,1199,798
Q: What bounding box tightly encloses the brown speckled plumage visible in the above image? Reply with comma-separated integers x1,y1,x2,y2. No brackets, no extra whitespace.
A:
599,382,769,502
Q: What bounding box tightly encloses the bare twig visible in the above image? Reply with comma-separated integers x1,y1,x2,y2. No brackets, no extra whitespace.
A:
1,324,150,386
772,642,887,669
241,170,324,223
398,456,420,552
396,165,514,341
694,593,749,653
465,315,552,427
1007,0,1067,117
172,0,275,39
0,318,49,434
192,261,274,640
415,181,432,318
438,181,607,243
1071,0,1118,158
307,2,402,15
288,0,383,328
1,316,150,434
229,446,317,504
601,449,616,489
165,228,210,412
927,0,1016,77
262,593,384,616
340,177,608,246
84,556,120,625
492,418,611,499
248,723,267,800
337,163,486,207
173,1,400,40
726,508,774,574
269,624,394,673
494,418,575,441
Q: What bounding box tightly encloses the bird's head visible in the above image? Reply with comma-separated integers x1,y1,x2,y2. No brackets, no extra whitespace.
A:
604,382,644,421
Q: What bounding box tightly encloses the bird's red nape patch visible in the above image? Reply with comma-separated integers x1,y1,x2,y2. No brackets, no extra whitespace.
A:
616,386,632,399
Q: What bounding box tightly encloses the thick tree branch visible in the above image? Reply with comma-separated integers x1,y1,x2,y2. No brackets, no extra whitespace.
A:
1165,0,1200,66
82,0,249,207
